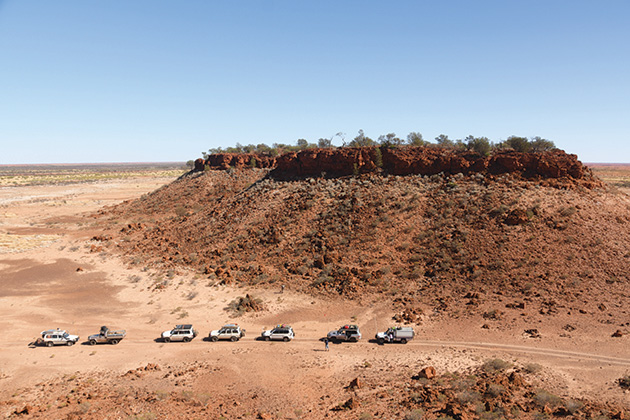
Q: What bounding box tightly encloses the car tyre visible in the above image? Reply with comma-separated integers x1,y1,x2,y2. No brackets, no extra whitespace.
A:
67,341,74,346
46,341,53,347
89,339,97,346
164,337,170,343
377,338,384,345
230,336,237,342
111,339,119,345
283,337,289,342
264,336,270,341
211,336,218,342
183,337,191,342
401,338,407,344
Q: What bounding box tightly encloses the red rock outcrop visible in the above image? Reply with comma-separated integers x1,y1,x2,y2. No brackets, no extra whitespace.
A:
196,147,590,180
204,153,276,170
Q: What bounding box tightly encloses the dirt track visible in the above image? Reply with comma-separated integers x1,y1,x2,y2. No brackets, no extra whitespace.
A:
1,175,629,418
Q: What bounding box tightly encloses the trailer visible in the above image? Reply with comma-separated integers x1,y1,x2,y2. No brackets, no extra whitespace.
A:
88,326,126,345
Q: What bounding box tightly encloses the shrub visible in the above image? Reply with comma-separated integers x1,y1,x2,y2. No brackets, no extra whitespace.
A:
502,136,531,152
404,409,424,420
457,390,481,404
373,147,383,168
566,399,584,414
482,358,512,373
465,136,492,156
533,389,562,408
523,363,543,374
559,206,577,217
619,375,630,389
486,383,505,398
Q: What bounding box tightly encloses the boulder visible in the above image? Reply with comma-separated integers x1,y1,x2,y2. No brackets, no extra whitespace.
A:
418,366,436,379
348,377,362,389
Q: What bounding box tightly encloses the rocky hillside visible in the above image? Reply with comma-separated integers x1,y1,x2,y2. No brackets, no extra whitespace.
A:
96,148,630,325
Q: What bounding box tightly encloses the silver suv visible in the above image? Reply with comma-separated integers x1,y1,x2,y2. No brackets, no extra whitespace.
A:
209,324,245,342
161,324,198,342
327,324,361,342
261,324,294,342
40,329,80,347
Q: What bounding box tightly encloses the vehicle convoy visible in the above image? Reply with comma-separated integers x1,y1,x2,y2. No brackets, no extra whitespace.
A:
88,326,126,345
161,324,198,342
375,326,414,344
209,324,245,342
261,324,294,342
39,329,80,347
327,324,362,342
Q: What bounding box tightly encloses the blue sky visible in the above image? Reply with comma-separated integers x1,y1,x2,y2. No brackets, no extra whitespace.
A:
1,1,628,164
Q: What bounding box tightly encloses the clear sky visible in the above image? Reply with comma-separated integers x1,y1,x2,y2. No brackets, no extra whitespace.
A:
1,1,628,164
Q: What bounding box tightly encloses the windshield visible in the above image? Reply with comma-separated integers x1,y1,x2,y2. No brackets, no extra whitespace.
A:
63,332,69,338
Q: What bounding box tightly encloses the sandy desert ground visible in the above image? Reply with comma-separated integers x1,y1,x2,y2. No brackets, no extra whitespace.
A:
0,170,628,418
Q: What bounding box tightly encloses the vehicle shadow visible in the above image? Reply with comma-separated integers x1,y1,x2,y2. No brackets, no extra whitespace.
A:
367,338,385,346
254,336,271,341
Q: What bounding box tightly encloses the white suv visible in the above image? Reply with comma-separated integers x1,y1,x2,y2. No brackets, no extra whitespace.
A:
261,324,294,342
40,329,80,347
161,324,198,342
209,324,245,342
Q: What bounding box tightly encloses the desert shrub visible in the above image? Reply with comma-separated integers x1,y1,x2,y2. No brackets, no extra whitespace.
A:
559,206,577,217
502,136,531,152
482,358,512,374
523,363,543,374
619,375,630,389
128,275,142,283
404,409,424,420
373,147,383,168
457,390,481,404
486,383,506,398
129,414,157,420
175,206,187,217
565,399,584,414
533,389,562,408
489,205,509,217
465,136,492,156
409,392,424,404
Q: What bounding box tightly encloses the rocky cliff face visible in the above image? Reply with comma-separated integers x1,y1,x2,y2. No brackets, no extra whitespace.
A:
195,147,591,181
